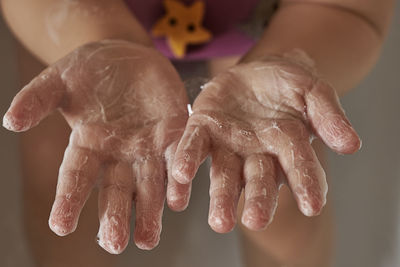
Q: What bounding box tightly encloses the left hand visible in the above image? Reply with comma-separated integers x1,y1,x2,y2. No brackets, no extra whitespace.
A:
171,56,361,232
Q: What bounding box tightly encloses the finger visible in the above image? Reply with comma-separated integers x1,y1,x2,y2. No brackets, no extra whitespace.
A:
242,154,279,231
3,67,64,132
97,162,134,254
208,149,242,233
305,80,361,154
165,141,192,212
172,123,210,184
133,156,166,250
277,139,327,217
49,145,101,236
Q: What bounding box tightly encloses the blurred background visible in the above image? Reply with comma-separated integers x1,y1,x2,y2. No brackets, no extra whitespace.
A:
0,3,399,267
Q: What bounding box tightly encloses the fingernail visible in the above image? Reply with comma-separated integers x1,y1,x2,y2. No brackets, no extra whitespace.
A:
2,113,15,131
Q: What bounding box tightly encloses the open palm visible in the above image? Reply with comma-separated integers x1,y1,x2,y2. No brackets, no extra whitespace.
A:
3,40,191,253
172,58,360,232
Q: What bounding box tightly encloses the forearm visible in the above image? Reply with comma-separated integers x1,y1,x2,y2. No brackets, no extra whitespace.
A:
1,0,152,64
241,0,395,95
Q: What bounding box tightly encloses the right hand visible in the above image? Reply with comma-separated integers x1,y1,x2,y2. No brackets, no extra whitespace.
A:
3,40,191,254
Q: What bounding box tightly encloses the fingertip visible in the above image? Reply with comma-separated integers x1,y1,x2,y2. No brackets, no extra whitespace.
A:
97,239,125,255
133,215,162,250
337,133,362,155
2,112,30,132
167,193,190,212
48,197,82,236
97,220,129,255
135,240,160,251
208,216,236,234
298,197,326,217
135,241,159,251
172,160,194,184
321,117,361,155
241,203,275,231
241,215,270,232
48,216,77,237
292,179,327,217
166,178,191,212
2,113,15,131
333,125,361,155
134,230,161,250
208,208,236,233
97,239,127,255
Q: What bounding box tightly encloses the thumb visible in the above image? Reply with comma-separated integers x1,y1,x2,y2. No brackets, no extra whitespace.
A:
3,66,65,132
305,80,361,154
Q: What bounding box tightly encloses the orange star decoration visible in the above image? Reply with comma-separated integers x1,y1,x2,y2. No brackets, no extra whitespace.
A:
152,0,212,58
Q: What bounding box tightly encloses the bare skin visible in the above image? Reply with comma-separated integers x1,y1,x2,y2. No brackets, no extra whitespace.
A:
173,54,360,234
204,1,393,265
5,40,190,254
1,0,395,266
209,56,335,267
238,142,335,267
17,43,116,267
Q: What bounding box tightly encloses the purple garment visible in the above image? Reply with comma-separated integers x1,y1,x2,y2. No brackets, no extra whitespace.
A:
124,0,260,60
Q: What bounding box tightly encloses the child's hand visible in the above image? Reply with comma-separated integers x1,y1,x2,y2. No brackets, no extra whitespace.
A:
3,40,190,253
172,56,361,232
